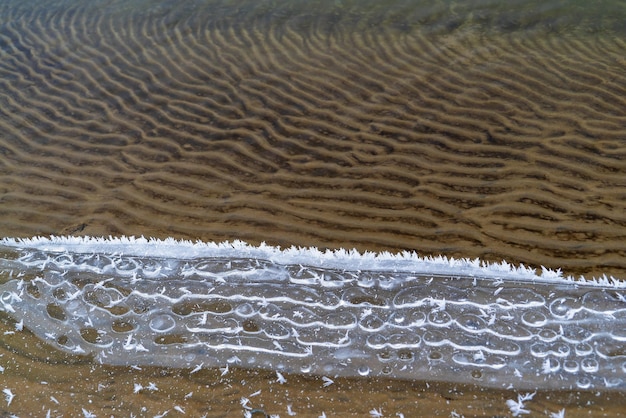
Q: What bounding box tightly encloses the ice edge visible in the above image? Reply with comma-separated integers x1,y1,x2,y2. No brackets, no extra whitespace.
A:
1,235,623,288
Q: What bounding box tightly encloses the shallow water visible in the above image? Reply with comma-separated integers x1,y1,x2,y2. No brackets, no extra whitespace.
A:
0,0,625,415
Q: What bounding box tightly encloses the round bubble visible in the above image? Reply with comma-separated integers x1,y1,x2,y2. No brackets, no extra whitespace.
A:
575,343,593,356
357,365,370,376
581,358,599,373
577,377,592,389
521,311,547,327
235,303,257,317
549,297,579,319
149,314,176,333
563,359,579,373
543,357,560,373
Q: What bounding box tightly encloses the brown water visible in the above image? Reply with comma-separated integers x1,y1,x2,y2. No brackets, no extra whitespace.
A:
0,0,625,415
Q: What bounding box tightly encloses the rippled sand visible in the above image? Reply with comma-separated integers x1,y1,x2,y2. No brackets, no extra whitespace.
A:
0,0,625,415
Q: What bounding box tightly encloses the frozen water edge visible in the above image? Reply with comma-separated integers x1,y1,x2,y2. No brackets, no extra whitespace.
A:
0,235,623,287
0,235,625,392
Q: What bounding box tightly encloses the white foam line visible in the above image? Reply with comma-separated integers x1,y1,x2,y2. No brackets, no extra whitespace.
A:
0,235,623,288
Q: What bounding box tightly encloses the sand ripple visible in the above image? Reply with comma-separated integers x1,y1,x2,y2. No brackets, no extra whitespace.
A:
0,0,625,280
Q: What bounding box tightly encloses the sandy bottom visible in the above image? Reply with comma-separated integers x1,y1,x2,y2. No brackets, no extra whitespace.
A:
0,0,625,415
1,319,625,417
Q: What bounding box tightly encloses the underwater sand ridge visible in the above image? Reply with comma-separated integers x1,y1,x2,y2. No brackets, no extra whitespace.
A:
1,3,625,276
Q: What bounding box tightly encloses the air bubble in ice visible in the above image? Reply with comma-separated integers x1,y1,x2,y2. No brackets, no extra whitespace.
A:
149,314,176,333
563,359,579,373
581,358,599,373
577,377,592,389
235,303,256,317
549,297,579,319
521,311,547,327
357,365,370,376
575,343,593,356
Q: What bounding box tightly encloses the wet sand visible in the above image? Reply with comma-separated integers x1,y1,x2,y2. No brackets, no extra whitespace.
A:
0,0,625,415
1,318,625,417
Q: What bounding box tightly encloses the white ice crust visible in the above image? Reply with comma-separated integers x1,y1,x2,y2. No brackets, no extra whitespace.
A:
1,235,622,287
